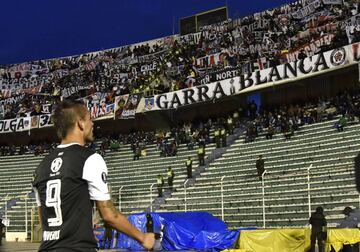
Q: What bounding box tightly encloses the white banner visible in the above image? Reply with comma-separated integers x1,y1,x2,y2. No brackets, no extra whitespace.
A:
178,32,202,44
0,117,31,134
292,0,321,19
38,114,53,128
286,34,335,62
1,43,360,129
140,61,159,73
194,52,227,68
61,85,90,98
143,42,360,111
322,0,342,4
142,78,237,111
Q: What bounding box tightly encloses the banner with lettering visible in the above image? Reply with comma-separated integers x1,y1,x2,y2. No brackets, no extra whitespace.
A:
142,42,360,111
120,93,142,119
61,85,91,98
322,0,342,4
0,117,31,133
194,52,228,68
291,0,321,20
38,114,53,128
197,66,242,85
285,34,335,62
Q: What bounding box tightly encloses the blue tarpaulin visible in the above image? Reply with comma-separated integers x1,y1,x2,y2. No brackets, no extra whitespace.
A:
97,212,246,251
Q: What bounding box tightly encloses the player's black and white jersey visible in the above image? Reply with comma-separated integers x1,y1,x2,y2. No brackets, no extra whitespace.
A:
32,143,110,251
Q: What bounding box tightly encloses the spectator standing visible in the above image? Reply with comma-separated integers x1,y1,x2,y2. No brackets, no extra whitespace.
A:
133,145,141,161
266,125,274,139
249,101,257,119
338,209,360,251
256,155,265,181
227,116,234,135
355,152,360,193
233,110,239,127
337,207,358,228
0,219,4,246
185,157,193,178
309,206,327,252
335,114,347,132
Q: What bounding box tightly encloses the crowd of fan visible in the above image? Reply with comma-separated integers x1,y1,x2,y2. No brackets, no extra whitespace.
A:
0,141,56,157
1,0,359,121
244,90,360,142
0,89,359,157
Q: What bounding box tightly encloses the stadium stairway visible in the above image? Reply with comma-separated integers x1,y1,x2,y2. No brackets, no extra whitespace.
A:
0,124,241,235
0,153,42,235
1,118,358,235
0,141,205,235
149,125,246,212
158,119,360,229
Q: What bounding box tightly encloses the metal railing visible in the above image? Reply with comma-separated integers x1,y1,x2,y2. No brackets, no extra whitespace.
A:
23,194,28,236
261,170,267,228
149,183,156,212
184,179,189,212
220,176,226,221
307,164,313,218
118,186,124,211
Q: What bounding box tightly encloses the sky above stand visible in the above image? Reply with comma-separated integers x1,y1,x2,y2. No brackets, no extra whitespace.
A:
0,0,294,64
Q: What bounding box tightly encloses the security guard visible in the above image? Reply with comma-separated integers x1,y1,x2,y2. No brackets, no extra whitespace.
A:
185,157,193,178
198,145,205,166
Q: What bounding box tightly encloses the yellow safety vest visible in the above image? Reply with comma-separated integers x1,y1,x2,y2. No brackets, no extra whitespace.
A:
198,148,204,154
186,160,192,166
167,171,173,177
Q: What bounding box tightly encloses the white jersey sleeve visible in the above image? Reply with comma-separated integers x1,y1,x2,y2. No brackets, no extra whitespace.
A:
82,153,110,201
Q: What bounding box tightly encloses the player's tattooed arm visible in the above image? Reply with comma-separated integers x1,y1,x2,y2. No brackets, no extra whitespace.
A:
96,200,119,218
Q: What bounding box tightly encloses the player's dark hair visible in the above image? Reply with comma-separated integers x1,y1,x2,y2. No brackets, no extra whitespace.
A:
53,100,87,140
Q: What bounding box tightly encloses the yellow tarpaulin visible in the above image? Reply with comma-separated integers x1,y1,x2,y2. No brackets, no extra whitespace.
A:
326,229,360,252
236,228,360,252
221,249,247,252
238,229,311,252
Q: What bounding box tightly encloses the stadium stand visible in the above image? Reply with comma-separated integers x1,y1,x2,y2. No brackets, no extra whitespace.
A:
159,117,360,228
0,0,358,119
0,1,360,250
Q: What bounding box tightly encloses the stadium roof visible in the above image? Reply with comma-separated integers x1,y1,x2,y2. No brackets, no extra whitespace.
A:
0,0,294,64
